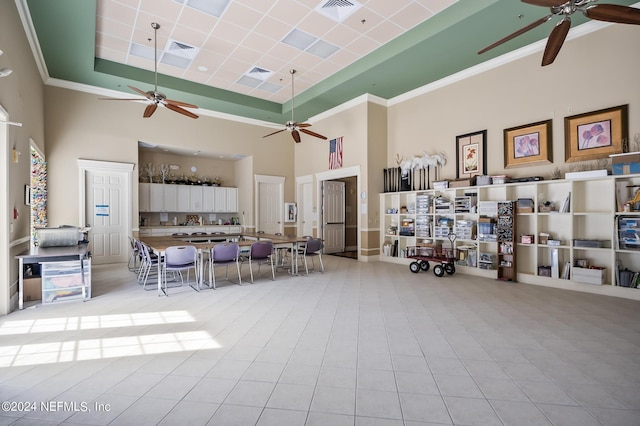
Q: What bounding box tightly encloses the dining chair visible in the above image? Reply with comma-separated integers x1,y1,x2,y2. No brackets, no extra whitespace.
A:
209,242,241,289
137,241,159,289
162,245,199,294
247,240,275,283
128,236,139,272
298,237,324,275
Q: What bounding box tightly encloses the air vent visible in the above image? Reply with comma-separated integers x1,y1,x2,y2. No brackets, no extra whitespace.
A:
246,66,273,81
315,0,361,22
164,39,199,60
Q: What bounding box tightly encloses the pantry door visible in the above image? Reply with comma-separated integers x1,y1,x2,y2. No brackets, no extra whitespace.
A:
79,160,134,265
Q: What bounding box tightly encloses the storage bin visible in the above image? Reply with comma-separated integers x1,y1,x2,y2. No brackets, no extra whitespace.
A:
573,267,605,285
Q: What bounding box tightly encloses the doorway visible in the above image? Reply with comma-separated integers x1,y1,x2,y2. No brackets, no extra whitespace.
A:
255,175,284,234
316,166,360,260
78,160,134,265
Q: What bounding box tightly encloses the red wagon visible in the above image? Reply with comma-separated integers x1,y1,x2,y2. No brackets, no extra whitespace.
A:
407,234,457,277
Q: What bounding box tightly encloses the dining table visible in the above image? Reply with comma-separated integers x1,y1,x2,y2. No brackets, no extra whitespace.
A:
138,232,310,296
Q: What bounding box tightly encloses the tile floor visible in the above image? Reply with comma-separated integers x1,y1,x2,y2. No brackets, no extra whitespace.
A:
1,257,639,425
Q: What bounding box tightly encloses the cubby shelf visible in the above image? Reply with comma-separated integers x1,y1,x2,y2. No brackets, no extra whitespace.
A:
379,173,640,300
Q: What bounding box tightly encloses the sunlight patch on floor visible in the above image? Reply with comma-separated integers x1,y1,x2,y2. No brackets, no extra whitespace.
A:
0,311,195,335
0,331,220,367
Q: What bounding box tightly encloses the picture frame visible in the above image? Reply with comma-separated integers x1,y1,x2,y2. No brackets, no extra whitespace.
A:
456,130,487,179
504,119,553,168
564,104,628,162
284,202,297,223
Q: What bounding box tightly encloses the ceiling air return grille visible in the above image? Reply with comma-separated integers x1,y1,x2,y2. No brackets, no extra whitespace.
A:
316,0,361,22
161,39,199,69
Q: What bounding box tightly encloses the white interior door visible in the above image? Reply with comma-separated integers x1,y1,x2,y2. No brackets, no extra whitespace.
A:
79,160,133,266
256,177,284,234
86,170,128,264
322,181,345,253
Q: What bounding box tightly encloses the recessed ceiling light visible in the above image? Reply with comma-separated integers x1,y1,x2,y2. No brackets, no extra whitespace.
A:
198,65,208,71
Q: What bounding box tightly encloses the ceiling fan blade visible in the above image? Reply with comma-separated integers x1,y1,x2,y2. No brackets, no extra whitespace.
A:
541,17,571,66
299,128,328,140
521,0,566,7
296,123,312,128
143,103,158,118
128,85,153,100
585,4,640,25
164,102,199,119
165,98,199,109
478,14,553,54
292,130,301,143
262,128,286,138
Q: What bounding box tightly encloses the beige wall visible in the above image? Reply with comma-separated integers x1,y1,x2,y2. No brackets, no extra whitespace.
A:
44,87,295,230
1,1,46,314
387,24,640,180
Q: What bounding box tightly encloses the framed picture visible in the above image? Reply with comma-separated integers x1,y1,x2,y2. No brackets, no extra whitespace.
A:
564,104,628,162
456,130,487,179
504,119,553,168
284,202,297,222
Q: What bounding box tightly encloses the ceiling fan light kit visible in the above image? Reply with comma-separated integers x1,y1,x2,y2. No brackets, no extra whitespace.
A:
478,0,640,66
263,69,327,143
100,22,199,119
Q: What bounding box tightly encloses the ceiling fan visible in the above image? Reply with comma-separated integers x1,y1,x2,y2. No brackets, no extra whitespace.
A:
100,22,199,119
263,69,327,143
478,0,640,66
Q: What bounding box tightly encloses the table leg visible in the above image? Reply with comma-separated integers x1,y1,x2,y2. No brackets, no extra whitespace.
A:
157,251,163,297
18,258,24,310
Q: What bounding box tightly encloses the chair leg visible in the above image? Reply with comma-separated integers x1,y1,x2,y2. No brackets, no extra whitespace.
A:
270,257,275,280
249,260,255,283
318,254,324,272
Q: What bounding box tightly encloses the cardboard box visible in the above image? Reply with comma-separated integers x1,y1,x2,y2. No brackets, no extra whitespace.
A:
23,277,42,301
573,267,605,285
520,235,534,244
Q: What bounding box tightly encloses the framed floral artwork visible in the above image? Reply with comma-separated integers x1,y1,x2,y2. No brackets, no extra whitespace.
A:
564,104,627,162
504,119,553,168
456,130,486,179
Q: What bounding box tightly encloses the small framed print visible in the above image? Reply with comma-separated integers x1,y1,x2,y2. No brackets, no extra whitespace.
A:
456,130,487,179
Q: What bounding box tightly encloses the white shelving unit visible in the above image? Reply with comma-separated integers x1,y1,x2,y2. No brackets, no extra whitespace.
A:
380,173,640,300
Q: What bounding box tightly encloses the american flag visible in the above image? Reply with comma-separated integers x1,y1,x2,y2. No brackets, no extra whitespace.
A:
329,137,343,170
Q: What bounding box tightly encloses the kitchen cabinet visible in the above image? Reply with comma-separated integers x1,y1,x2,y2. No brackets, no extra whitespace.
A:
163,184,178,211
139,183,237,213
203,186,216,212
190,186,203,212
149,183,164,212
177,185,190,210
139,183,151,212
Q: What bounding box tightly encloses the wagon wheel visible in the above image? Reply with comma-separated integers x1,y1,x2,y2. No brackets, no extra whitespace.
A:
445,263,455,275
409,261,421,273
420,260,430,271
433,264,445,277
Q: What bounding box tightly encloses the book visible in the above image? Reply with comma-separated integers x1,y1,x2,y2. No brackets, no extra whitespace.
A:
560,192,571,213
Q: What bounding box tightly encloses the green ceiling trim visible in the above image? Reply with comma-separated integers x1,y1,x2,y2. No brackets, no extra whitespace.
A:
24,0,639,123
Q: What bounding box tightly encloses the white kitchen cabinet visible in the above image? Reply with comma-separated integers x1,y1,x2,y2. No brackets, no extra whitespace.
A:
203,186,216,212
214,187,227,212
139,183,151,212
163,184,178,212
177,185,190,210
226,187,238,212
149,183,164,212
190,186,203,212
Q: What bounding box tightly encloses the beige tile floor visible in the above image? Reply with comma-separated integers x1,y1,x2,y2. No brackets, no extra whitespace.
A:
1,256,639,425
